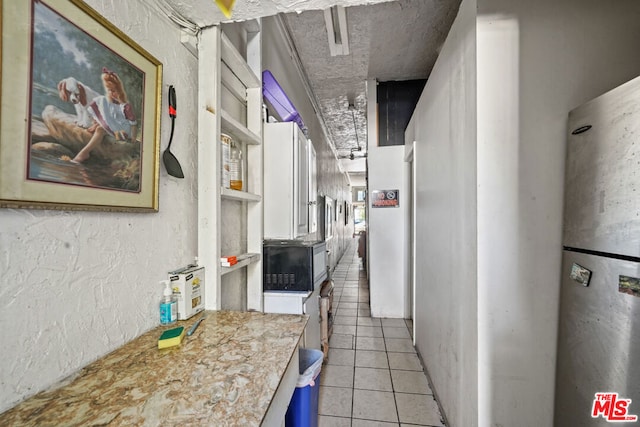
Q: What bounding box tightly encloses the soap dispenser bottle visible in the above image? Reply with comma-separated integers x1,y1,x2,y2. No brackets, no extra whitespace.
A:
160,280,177,325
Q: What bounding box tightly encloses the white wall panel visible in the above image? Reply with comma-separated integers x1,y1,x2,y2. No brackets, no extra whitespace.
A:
368,146,408,318
408,1,478,425
0,0,198,412
409,0,640,426
476,0,640,425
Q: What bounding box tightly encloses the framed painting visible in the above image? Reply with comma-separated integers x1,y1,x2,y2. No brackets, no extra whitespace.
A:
0,0,162,212
325,196,333,239
344,201,349,225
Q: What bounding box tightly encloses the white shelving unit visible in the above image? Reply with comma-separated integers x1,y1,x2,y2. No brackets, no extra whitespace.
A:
221,253,261,276
197,23,263,311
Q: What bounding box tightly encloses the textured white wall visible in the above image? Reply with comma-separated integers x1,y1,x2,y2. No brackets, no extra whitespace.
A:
0,9,355,413
368,146,408,318
0,1,198,412
476,0,640,425
408,0,478,425
410,0,640,425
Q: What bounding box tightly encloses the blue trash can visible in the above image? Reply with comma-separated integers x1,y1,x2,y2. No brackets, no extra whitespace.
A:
285,348,324,427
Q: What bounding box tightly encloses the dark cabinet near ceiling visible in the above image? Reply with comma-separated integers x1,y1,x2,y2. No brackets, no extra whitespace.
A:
377,79,426,146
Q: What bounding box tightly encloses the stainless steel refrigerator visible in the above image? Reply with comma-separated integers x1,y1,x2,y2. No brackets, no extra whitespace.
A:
555,76,640,425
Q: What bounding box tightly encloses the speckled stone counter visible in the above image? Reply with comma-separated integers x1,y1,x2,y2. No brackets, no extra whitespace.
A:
0,310,308,426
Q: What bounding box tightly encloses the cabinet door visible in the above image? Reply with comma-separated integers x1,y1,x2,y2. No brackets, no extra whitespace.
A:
264,123,295,239
264,122,309,239
303,287,321,350
308,141,318,233
295,127,309,236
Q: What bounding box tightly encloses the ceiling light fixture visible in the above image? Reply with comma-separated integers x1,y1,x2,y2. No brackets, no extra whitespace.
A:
324,6,349,56
349,103,360,152
347,149,368,161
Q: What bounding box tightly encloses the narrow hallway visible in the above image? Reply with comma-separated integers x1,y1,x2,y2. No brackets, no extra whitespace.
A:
319,239,446,426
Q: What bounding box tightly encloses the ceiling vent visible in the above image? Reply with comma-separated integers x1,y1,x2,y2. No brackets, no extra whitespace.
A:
324,6,349,56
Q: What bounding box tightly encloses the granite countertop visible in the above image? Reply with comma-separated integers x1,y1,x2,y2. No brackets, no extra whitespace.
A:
0,310,308,426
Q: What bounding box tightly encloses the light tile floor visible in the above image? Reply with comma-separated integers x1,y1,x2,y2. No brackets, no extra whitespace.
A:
319,240,446,427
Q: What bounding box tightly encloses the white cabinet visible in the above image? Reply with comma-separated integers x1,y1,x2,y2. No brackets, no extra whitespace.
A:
264,122,311,239
263,289,321,350
197,24,263,311
308,140,318,234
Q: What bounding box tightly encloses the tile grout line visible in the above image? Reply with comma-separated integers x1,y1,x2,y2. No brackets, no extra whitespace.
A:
353,256,360,425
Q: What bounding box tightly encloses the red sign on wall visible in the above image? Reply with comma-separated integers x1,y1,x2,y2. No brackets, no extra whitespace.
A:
371,190,399,208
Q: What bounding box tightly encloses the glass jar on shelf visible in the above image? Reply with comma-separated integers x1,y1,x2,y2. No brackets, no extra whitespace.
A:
229,140,243,191
221,133,232,189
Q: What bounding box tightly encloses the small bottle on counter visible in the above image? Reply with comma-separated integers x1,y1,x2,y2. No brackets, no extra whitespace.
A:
159,280,177,325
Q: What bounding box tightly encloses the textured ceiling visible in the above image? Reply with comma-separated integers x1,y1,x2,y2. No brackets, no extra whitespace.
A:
156,0,461,173
283,0,460,163
155,0,397,28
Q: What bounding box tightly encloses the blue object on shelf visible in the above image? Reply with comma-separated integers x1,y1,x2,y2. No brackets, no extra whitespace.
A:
285,348,324,427
262,70,307,133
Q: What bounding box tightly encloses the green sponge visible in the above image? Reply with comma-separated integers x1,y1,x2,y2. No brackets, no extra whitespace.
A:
158,326,185,349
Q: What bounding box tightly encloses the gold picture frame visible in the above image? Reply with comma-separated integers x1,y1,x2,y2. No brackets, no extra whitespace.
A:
0,0,162,212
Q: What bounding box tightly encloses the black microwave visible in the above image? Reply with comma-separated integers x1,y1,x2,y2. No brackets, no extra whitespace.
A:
263,240,327,292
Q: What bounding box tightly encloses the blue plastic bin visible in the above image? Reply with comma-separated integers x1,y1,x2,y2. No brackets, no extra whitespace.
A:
285,348,324,427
